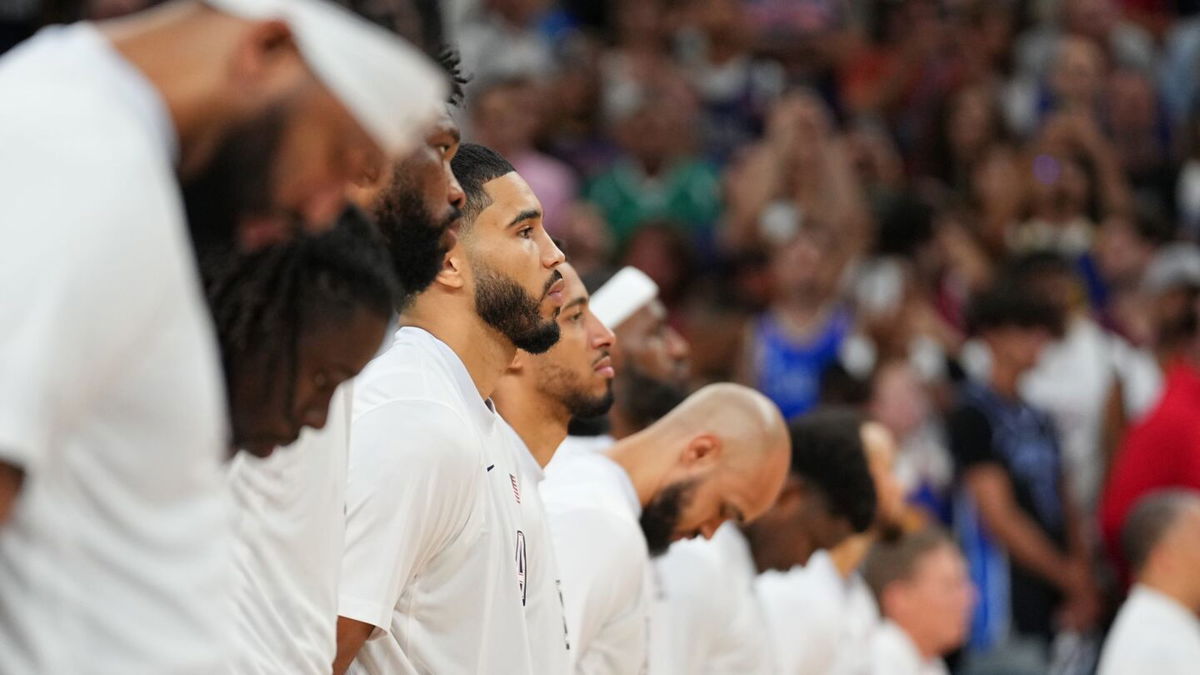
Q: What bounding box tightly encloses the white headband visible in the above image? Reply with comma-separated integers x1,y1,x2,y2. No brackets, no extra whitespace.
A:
207,0,446,157
590,267,659,330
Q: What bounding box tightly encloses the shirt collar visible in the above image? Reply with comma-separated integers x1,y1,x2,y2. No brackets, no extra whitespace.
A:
81,24,179,165
399,326,498,431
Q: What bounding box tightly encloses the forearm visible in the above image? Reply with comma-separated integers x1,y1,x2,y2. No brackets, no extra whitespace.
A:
979,504,1074,590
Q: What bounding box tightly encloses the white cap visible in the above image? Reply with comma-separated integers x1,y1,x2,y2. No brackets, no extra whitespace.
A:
1144,243,1200,294
590,267,658,330
206,0,446,157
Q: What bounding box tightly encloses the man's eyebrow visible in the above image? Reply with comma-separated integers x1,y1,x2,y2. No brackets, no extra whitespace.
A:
507,209,541,228
563,296,587,312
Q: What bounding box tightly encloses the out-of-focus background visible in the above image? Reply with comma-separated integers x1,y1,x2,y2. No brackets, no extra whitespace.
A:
7,0,1200,670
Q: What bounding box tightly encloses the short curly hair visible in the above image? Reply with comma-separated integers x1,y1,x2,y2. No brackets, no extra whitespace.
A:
789,407,878,533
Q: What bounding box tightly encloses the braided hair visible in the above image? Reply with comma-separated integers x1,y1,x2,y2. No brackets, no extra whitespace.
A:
204,206,399,420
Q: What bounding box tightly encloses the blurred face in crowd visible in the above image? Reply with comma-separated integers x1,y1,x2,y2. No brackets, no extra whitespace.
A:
459,172,567,353
473,80,541,155
985,324,1054,374
1027,150,1089,220
882,543,976,658
230,306,387,456
863,422,906,537
369,111,466,299
182,19,392,255
526,264,617,418
1094,215,1156,286
868,361,931,442
948,85,999,163
1050,36,1106,111
641,430,789,556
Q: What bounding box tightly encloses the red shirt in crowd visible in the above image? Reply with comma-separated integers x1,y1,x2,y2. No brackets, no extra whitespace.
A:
1100,360,1200,574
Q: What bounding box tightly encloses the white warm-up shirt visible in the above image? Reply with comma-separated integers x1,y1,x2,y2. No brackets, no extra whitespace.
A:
339,327,533,674
0,24,233,674
830,573,881,675
869,620,949,675
650,523,772,674
503,426,572,673
757,550,846,675
543,446,650,674
229,385,353,674
1098,585,1200,675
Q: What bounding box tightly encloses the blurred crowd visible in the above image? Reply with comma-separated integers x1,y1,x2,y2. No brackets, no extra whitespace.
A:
5,0,1200,673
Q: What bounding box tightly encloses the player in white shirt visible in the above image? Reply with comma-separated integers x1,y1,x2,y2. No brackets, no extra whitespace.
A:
543,383,790,674
225,51,469,674
861,528,975,675
1098,490,1200,675
493,262,617,673
742,409,879,675
561,266,691,452
334,144,567,675
0,3,441,672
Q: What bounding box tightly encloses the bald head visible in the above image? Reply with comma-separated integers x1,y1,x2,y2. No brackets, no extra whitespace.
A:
658,383,790,466
1123,490,1200,575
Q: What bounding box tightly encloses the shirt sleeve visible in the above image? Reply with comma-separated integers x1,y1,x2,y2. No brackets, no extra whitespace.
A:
548,506,648,675
648,543,726,675
338,399,480,629
0,126,169,473
946,405,999,474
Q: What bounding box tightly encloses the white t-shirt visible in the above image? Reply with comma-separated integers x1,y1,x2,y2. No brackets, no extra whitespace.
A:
557,433,616,455
869,620,949,675
831,573,881,675
229,384,353,674
502,426,572,674
339,327,533,674
1098,585,1200,675
0,24,234,674
756,551,845,675
542,446,650,674
650,523,773,675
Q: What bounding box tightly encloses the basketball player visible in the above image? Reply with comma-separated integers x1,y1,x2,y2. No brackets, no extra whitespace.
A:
541,383,790,674
0,1,442,671
334,144,567,674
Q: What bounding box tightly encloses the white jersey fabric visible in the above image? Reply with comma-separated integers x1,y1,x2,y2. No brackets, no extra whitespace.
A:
543,446,650,674
339,327,534,674
1097,585,1200,675
0,24,233,674
228,384,353,674
557,433,616,455
830,572,881,675
869,620,949,675
649,522,772,675
757,550,845,675
503,426,572,674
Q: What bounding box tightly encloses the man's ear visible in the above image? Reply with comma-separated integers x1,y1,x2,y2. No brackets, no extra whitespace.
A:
680,434,722,468
229,20,305,100
506,351,526,375
435,246,467,290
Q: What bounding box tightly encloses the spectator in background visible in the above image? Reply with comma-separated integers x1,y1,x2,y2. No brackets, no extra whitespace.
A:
1097,490,1200,674
1104,68,1174,210
1100,274,1200,575
673,0,785,165
862,527,976,675
1176,105,1200,238
542,33,621,179
926,84,1013,196
949,284,1099,674
457,0,554,83
471,76,578,235
1014,0,1155,89
585,84,721,248
1085,205,1175,339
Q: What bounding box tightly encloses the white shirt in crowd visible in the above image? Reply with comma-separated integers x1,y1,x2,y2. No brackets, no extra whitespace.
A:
650,522,773,675
756,550,845,675
869,620,949,675
542,445,651,674
502,427,572,674
0,24,234,673
831,573,881,675
338,327,533,674
1097,585,1200,675
228,385,354,674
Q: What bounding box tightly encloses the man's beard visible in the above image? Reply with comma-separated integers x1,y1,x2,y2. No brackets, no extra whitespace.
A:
374,175,460,306
640,478,698,557
473,263,562,354
182,105,294,264
617,362,689,432
537,360,615,420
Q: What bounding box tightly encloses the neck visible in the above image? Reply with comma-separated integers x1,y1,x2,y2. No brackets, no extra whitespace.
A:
1140,567,1200,613
830,533,875,578
904,624,941,662
101,3,241,177
403,293,516,400
495,388,570,467
989,359,1022,399
608,405,638,441
607,425,677,506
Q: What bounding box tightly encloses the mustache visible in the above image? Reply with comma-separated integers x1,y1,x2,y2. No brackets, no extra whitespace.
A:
591,350,612,367
541,269,564,298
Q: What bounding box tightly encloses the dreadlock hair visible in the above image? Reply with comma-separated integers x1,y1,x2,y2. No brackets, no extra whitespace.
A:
204,206,399,417
437,46,469,108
